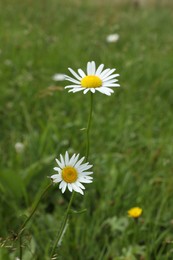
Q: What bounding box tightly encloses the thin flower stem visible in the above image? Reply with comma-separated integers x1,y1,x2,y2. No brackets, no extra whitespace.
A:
50,92,93,258
19,235,22,260
18,181,52,259
50,191,75,258
85,92,93,161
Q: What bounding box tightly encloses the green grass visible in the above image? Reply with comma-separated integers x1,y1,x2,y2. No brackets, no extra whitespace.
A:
0,0,173,259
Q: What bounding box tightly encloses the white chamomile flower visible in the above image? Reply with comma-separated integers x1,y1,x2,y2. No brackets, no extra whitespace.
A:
52,73,66,81
65,61,120,96
106,33,120,43
51,151,93,195
14,142,25,153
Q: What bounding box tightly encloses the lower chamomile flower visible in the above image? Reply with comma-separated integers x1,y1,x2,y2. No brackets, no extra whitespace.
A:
50,151,93,195
65,61,120,96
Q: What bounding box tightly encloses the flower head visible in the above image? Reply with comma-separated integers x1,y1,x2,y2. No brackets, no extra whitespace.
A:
106,33,120,43
52,73,66,81
51,151,93,195
128,207,142,218
14,142,25,153
65,61,120,96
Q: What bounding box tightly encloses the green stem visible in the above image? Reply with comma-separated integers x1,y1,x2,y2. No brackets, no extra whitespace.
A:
85,92,93,161
19,235,22,260
18,181,52,259
50,191,75,258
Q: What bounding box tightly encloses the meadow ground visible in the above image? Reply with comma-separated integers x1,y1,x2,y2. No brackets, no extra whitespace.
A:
0,0,173,259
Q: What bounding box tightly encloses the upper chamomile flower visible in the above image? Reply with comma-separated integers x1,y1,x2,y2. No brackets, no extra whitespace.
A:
65,61,120,96
51,151,93,195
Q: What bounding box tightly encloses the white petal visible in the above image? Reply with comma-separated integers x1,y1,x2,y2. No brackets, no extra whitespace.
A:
51,174,59,179
51,174,61,182
99,86,114,92
90,88,95,93
55,158,63,169
75,181,85,190
71,183,84,195
78,174,93,180
78,164,93,171
59,180,65,189
53,179,61,183
102,79,119,85
53,167,61,172
87,61,92,75
96,87,112,96
68,183,73,192
83,88,90,94
82,171,93,175
68,154,76,165
79,162,89,167
65,85,81,89
62,182,67,193
102,83,120,87
100,69,110,78
68,68,82,80
91,61,96,75
60,154,65,166
65,76,81,85
78,69,86,78
70,154,80,167
74,156,85,168
78,177,93,183
103,74,119,81
101,68,116,79
95,64,104,76
97,86,114,94
69,88,83,93
65,151,69,165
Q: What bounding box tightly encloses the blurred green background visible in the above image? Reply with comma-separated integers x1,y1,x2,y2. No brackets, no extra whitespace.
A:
0,0,173,259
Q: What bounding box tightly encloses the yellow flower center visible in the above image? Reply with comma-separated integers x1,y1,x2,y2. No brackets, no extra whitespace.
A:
128,207,142,218
62,166,78,183
81,75,102,88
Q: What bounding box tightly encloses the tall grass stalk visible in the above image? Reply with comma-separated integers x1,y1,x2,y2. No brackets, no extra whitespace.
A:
17,182,52,259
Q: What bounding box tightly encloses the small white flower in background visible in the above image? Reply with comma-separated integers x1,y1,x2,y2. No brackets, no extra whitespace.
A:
51,151,93,195
15,142,25,154
65,61,120,96
52,73,66,81
106,33,120,43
